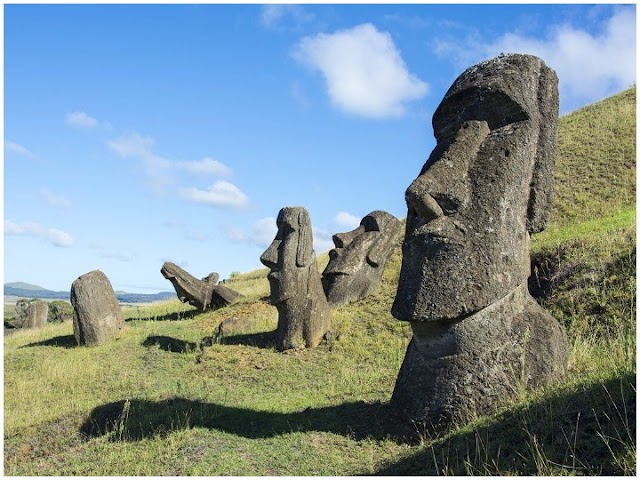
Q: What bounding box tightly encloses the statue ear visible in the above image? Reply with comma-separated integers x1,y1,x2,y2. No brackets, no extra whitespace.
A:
527,62,559,233
296,210,313,267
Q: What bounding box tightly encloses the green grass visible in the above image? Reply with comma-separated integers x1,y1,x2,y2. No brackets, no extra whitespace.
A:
4,87,636,475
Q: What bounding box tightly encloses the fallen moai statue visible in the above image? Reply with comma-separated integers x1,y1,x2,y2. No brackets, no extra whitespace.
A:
390,53,568,436
322,210,401,306
161,262,241,311
71,270,124,346
260,207,331,351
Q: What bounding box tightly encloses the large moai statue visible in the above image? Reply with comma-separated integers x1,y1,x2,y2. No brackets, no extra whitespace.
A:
322,210,402,306
161,262,241,311
71,270,124,346
390,54,568,434
260,207,331,350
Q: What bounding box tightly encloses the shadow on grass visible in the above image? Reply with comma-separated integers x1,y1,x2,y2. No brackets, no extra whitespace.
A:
20,334,78,349
80,398,388,442
125,309,199,322
375,373,636,475
217,330,276,349
142,335,198,353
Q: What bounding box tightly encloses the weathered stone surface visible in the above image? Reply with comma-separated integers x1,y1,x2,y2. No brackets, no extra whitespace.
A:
211,285,242,309
161,262,238,311
216,316,255,338
260,207,331,350
322,210,401,306
48,300,73,323
390,54,568,434
71,270,124,346
14,299,48,329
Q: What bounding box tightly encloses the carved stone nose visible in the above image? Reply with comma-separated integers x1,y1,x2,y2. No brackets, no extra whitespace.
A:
260,240,280,269
405,180,443,222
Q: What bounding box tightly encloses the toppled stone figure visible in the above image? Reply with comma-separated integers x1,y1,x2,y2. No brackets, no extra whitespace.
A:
161,262,241,311
71,270,124,346
14,299,48,329
322,210,401,306
390,54,568,434
260,207,331,350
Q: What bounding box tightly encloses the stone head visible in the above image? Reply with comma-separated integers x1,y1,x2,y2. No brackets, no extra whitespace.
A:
260,207,315,304
322,210,401,304
393,54,559,322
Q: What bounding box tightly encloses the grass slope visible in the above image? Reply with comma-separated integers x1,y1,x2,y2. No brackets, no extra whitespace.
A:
4,87,636,476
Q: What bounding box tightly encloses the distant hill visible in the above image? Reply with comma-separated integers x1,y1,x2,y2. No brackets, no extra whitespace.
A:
5,282,48,291
4,284,176,304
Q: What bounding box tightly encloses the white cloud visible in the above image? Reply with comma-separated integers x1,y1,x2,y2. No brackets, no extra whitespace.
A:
109,133,236,197
40,188,72,209
108,132,156,158
334,211,361,230
5,141,36,159
312,227,335,253
108,133,172,194
434,8,636,112
224,217,277,248
5,220,75,248
178,181,250,209
176,157,232,176
261,5,314,31
66,111,103,128
250,217,278,247
292,23,429,118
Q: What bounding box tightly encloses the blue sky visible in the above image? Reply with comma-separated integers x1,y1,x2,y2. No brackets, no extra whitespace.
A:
4,3,636,293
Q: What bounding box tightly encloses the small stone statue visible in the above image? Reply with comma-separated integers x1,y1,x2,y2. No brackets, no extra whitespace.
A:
161,262,240,311
322,210,401,306
390,54,568,434
260,207,331,350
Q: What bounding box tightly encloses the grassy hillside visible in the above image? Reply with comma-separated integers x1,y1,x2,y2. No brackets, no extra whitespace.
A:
552,86,636,225
4,87,635,475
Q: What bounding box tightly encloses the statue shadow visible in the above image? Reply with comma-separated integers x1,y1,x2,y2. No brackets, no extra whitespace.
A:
374,372,636,476
217,330,276,349
142,335,198,353
20,334,78,349
126,309,199,322
80,398,389,443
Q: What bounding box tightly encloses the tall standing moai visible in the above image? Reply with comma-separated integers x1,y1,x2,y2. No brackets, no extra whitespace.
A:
70,270,124,346
390,54,568,435
322,210,402,306
260,207,331,350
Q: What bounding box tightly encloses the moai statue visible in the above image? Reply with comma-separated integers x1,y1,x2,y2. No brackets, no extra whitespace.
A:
322,210,402,306
14,299,48,329
390,54,568,434
71,270,124,346
161,262,241,311
260,207,331,350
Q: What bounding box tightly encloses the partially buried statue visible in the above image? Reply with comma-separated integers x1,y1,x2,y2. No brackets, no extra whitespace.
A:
322,210,401,306
390,54,568,434
161,262,241,311
260,207,331,351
